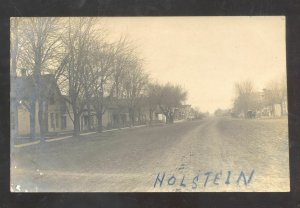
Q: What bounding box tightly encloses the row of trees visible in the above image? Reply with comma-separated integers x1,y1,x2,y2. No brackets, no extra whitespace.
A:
11,17,188,138
232,77,287,117
147,83,188,124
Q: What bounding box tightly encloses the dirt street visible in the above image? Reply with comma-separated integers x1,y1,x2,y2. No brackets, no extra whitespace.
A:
11,117,289,192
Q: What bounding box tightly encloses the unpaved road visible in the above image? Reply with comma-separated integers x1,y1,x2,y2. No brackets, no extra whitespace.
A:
11,117,289,192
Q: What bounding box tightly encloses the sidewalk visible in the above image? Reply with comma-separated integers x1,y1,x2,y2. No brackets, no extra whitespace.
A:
13,123,159,148
13,120,188,148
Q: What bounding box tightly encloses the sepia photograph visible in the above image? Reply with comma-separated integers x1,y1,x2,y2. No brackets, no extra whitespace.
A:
10,16,289,192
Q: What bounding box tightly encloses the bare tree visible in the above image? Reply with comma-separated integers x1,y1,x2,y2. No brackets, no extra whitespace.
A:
16,17,62,139
57,17,97,136
233,80,255,117
122,58,149,126
10,18,20,76
88,41,116,132
10,18,21,146
146,83,161,124
110,38,135,128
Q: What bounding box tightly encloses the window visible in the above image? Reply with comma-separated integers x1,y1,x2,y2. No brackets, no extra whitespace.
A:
55,113,59,128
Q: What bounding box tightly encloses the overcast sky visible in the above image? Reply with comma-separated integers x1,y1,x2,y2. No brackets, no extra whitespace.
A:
102,16,286,113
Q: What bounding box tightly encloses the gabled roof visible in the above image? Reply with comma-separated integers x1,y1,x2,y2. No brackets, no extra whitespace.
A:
14,74,61,101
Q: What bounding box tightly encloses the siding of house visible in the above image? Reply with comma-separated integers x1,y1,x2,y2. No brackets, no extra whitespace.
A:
102,110,112,128
48,95,62,133
17,103,40,135
157,113,166,122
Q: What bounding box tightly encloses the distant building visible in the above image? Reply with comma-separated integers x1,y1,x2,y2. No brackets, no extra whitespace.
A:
174,104,192,120
253,89,288,118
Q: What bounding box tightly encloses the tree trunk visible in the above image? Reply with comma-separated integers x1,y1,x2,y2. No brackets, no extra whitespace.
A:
149,109,153,124
30,99,36,139
164,111,174,124
165,113,169,124
87,100,92,131
38,99,45,141
97,113,103,133
132,111,135,126
73,113,80,136
169,115,174,123
129,108,135,126
271,104,275,117
44,102,49,133
138,110,141,125
11,20,19,155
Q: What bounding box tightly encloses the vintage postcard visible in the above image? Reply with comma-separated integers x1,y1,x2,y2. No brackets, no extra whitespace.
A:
10,16,289,192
